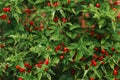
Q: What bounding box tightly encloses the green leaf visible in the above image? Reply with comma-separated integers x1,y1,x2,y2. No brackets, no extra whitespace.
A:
30,13,36,20
47,73,51,80
38,73,42,80
49,69,56,75
68,43,78,49
82,70,89,78
93,12,100,20
66,32,77,39
50,32,64,41
13,13,19,24
18,61,25,68
112,21,116,31
70,24,80,30
0,2,3,5
17,24,24,31
75,51,83,61
52,57,60,64
58,74,67,80
109,61,115,69
35,0,44,4
51,10,55,20
69,50,76,60
66,77,73,80
94,69,102,78
98,19,105,29
59,10,65,17
16,7,22,14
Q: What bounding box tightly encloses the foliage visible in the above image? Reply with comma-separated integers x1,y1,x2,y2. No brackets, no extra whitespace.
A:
0,0,120,80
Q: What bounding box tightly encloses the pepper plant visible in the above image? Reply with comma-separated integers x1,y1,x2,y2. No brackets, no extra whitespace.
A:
0,0,120,80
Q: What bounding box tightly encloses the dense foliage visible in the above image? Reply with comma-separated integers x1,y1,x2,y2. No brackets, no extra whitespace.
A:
0,0,120,80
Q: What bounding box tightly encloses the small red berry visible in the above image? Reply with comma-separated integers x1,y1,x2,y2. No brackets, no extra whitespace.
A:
60,55,64,60
91,60,97,66
24,62,29,66
113,2,118,5
24,62,31,69
90,77,94,80
98,56,104,61
101,48,106,54
3,7,7,12
113,69,118,75
29,20,34,26
101,61,105,65
53,2,59,7
93,54,98,59
96,3,100,8
39,26,44,31
1,14,7,20
111,47,115,51
0,44,5,48
38,61,44,64
114,78,118,80
68,0,71,4
117,15,120,19
6,7,10,12
19,68,26,73
105,51,109,55
44,58,49,65
35,64,42,68
94,47,99,51
80,57,85,61
61,18,67,23
63,47,69,53
53,17,59,22
7,20,11,24
55,45,61,52
47,2,51,6
18,78,23,80
24,9,31,14
15,65,21,70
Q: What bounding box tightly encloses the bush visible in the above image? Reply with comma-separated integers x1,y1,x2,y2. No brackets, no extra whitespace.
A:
0,0,120,80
